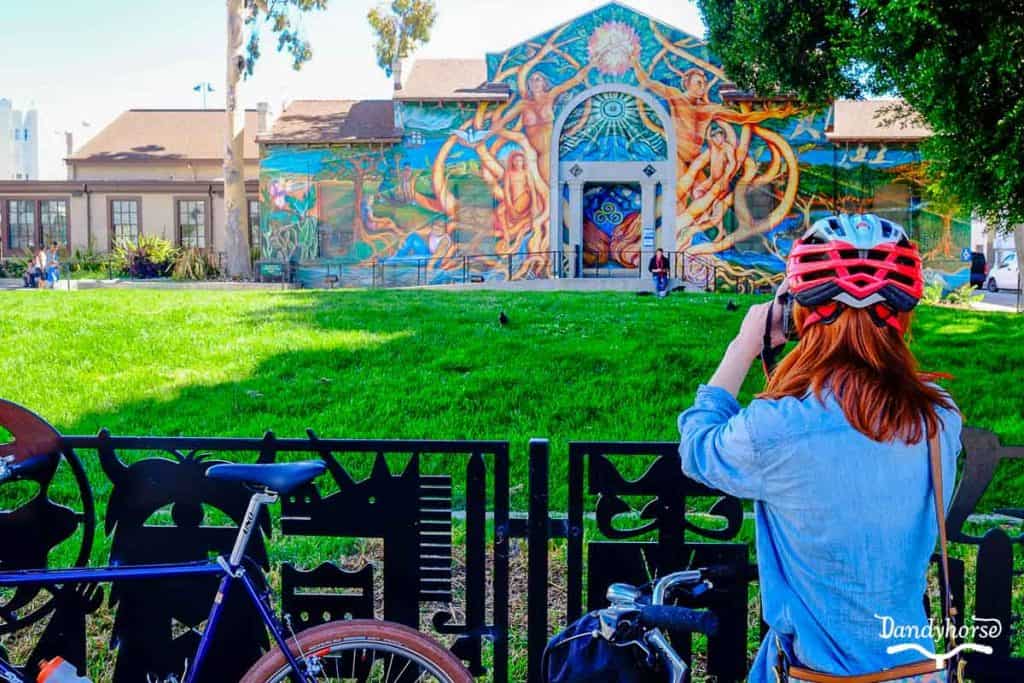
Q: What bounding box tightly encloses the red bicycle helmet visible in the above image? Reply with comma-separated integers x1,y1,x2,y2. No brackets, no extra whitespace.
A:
786,214,924,333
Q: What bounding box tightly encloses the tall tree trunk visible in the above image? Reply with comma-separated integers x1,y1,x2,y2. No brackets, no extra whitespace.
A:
224,0,251,278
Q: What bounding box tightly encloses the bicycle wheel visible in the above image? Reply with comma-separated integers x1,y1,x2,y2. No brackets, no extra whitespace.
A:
240,619,474,682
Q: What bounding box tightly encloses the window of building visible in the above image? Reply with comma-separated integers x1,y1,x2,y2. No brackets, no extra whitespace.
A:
7,200,35,250
177,199,207,249
110,199,140,244
40,200,68,247
248,199,260,250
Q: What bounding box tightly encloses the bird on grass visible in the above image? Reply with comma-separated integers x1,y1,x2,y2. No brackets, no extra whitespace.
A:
499,311,509,326
726,300,739,311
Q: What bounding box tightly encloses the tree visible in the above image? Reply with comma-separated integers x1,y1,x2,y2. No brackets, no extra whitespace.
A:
223,0,327,279
696,0,1024,259
367,0,437,80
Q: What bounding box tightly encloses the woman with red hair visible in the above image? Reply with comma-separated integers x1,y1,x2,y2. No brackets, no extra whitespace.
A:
678,214,960,682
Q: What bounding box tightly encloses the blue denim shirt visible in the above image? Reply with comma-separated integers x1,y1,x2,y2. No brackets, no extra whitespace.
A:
678,385,961,682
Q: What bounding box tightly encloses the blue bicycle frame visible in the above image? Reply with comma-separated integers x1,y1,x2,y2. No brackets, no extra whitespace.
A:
0,491,311,683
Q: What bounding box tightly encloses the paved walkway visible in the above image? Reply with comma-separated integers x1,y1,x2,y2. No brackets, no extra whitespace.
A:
412,276,701,293
0,278,297,291
974,290,1021,313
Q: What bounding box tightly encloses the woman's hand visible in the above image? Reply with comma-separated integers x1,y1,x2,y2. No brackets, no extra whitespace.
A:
708,292,790,397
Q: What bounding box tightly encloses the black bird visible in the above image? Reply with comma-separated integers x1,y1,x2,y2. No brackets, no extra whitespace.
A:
499,311,509,326
725,300,739,311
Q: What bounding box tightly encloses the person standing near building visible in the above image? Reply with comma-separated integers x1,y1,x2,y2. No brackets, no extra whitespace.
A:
648,248,670,297
45,241,60,288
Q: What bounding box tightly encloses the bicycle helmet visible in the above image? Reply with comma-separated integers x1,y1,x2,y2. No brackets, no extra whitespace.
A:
786,214,923,333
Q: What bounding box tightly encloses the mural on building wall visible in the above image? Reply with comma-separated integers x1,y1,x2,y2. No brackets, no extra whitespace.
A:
260,2,971,288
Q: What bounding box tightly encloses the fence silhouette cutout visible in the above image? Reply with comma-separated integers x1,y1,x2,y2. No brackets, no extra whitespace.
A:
0,400,1022,681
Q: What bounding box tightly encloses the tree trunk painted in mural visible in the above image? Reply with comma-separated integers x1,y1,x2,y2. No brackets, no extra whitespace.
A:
224,0,251,278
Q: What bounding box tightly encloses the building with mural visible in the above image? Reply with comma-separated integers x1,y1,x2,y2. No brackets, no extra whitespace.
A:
257,2,971,290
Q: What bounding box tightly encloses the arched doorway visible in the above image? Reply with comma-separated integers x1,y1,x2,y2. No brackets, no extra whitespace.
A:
549,84,677,277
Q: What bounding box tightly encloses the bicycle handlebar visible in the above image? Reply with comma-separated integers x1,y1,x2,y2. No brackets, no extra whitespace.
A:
639,605,719,636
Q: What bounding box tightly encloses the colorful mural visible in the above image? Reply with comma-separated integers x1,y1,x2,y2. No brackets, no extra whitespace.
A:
582,183,642,269
259,2,971,289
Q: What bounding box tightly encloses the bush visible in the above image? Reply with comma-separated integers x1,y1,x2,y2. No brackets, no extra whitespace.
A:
172,248,220,281
114,236,178,279
943,283,985,307
69,248,119,279
921,282,945,305
0,258,28,279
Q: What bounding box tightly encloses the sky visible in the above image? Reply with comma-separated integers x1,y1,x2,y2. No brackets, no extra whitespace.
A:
0,0,706,180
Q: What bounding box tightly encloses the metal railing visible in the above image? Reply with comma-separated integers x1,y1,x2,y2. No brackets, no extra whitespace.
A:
3,248,721,291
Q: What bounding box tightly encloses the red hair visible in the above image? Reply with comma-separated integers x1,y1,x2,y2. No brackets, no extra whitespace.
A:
760,305,952,444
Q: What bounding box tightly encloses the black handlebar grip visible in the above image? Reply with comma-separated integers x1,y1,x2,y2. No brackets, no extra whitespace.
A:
639,605,719,636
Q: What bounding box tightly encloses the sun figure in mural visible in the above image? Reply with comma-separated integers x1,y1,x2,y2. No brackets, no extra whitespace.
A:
588,21,641,75
558,91,667,161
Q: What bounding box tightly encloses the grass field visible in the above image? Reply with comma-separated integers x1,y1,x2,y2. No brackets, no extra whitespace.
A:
1,288,1022,510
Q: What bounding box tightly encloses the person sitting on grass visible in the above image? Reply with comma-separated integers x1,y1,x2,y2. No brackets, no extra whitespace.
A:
22,246,46,288
678,215,960,682
648,248,670,297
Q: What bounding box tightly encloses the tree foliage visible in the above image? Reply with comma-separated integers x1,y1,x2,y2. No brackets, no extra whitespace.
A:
696,0,1024,232
244,0,329,74
367,0,438,77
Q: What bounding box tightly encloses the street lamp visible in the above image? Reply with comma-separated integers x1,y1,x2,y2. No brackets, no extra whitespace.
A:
193,82,216,109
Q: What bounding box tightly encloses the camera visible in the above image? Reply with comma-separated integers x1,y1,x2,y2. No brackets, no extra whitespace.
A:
778,292,798,341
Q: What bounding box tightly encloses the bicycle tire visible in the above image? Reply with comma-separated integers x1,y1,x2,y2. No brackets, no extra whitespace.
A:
240,619,474,682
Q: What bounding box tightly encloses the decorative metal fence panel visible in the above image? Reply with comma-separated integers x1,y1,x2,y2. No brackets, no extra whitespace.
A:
0,423,510,682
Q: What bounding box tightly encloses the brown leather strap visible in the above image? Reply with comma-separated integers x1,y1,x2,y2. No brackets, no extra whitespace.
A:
788,659,939,683
928,429,958,653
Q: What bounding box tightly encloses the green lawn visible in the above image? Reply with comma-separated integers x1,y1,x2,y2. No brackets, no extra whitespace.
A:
1,288,1022,512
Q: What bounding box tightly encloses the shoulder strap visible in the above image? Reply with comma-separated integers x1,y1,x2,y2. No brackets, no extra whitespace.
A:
928,430,958,652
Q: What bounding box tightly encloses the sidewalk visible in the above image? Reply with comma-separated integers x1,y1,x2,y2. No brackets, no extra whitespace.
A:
0,278,297,292
974,290,1021,313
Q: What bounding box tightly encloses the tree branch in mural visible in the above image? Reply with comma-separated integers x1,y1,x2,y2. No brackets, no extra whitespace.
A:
629,49,800,253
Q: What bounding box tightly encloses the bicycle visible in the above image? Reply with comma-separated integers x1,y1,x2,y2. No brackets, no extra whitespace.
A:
543,567,727,683
0,446,473,683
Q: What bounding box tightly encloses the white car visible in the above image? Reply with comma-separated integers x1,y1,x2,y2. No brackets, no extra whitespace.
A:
986,252,1019,292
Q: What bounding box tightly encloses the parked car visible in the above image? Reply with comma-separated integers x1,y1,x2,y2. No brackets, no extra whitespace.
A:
969,251,988,288
986,252,1019,292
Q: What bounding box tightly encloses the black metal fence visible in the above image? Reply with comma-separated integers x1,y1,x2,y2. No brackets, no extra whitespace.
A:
2,418,1023,681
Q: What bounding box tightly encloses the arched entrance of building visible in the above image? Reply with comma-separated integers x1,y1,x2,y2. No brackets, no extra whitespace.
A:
549,84,677,278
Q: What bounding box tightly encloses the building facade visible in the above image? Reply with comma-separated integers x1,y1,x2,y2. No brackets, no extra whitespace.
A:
259,2,971,289
0,108,264,257
0,99,39,181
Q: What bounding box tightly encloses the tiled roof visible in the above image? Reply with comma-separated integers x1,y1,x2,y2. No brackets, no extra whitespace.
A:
257,100,402,144
828,99,932,142
69,109,260,162
396,59,509,101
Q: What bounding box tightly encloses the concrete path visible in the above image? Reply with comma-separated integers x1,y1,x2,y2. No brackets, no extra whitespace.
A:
410,276,704,293
974,290,1021,313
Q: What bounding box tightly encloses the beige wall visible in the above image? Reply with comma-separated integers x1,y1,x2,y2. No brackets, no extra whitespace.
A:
2,186,258,256
70,160,258,182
